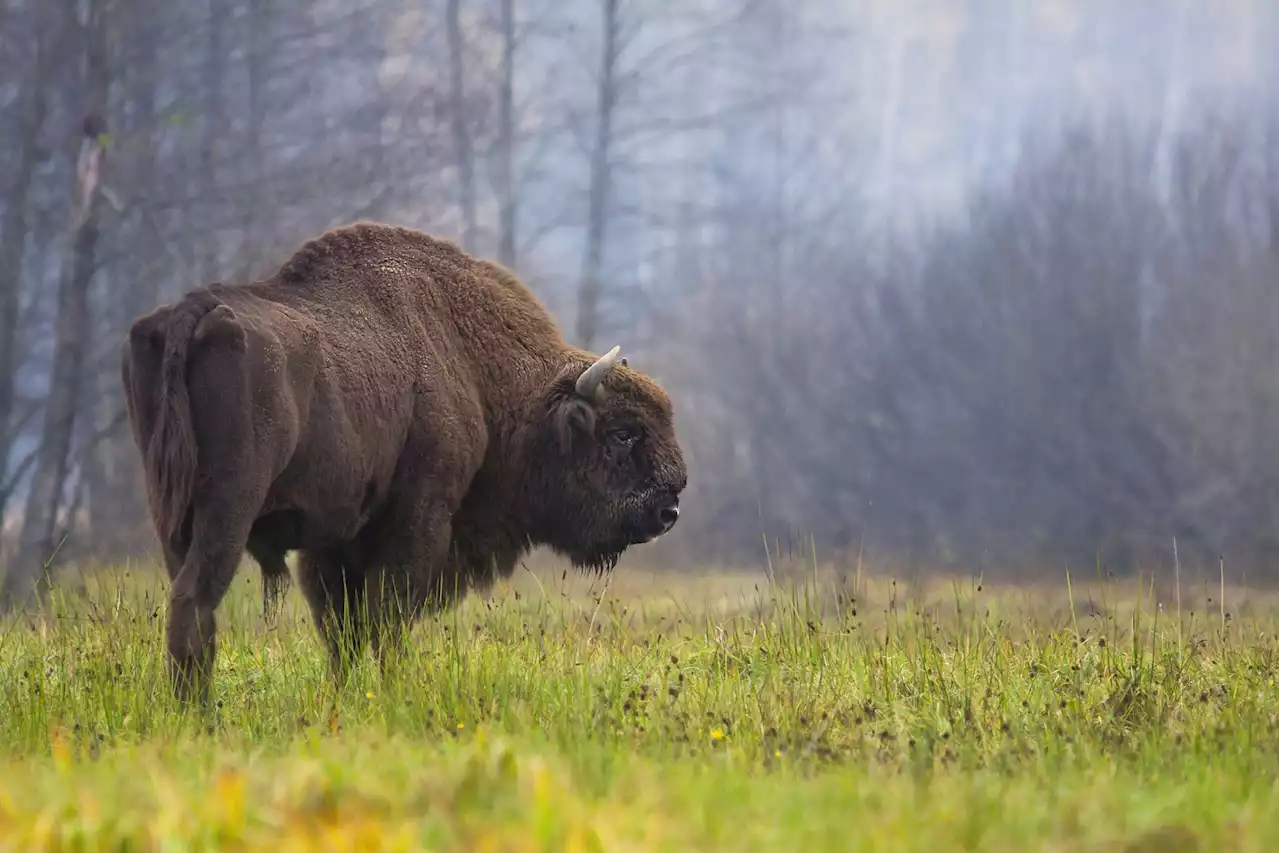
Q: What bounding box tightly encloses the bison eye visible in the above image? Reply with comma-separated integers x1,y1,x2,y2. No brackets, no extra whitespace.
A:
608,426,640,447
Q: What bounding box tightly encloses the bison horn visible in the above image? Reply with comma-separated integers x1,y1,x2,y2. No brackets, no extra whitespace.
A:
575,344,622,401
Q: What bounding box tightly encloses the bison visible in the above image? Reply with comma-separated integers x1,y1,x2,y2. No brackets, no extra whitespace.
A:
121,222,686,704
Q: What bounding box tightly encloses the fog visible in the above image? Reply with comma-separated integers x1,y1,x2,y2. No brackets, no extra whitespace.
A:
0,0,1274,598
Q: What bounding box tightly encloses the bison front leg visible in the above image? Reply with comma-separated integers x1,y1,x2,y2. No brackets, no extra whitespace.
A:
363,407,484,680
298,546,370,684
362,504,456,679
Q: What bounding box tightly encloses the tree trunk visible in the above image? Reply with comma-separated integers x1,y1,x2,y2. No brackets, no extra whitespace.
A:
238,0,268,280
446,0,476,252
495,0,517,268
0,38,53,542
86,4,162,556
575,0,619,351
200,0,225,281
5,0,111,605
78,371,107,550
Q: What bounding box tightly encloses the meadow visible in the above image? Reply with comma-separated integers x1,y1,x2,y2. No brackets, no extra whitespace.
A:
0,553,1275,852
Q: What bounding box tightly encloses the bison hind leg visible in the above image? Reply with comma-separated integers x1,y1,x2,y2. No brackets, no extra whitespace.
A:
167,519,252,708
166,471,268,708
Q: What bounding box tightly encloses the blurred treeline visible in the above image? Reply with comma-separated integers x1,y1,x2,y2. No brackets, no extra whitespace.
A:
0,0,1274,598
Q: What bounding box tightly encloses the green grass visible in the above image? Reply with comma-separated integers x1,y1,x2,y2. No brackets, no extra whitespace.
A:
0,559,1275,851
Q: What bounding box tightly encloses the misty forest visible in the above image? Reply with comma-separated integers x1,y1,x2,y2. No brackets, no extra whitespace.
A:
0,0,1275,602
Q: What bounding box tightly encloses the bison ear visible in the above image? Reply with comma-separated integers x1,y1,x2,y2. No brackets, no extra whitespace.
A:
553,396,596,454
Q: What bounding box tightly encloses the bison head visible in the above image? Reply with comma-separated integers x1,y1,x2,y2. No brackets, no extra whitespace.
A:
528,345,687,574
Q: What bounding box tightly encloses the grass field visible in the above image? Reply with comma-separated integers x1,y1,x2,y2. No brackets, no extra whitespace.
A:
0,555,1275,852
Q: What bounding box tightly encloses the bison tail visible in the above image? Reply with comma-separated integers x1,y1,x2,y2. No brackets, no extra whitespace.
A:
144,291,224,549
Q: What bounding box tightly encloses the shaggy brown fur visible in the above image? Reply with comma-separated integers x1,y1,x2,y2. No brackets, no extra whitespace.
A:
121,222,686,704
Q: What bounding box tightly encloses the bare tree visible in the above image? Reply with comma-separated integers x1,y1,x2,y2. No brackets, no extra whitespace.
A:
574,0,619,350
447,0,478,252
494,0,517,268
0,0,1270,592
237,0,272,279
8,0,112,601
0,5,63,534
199,0,226,281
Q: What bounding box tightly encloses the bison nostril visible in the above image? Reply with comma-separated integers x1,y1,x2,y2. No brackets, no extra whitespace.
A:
657,505,679,529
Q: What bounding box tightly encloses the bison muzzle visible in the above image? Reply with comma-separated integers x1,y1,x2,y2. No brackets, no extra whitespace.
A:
120,222,687,705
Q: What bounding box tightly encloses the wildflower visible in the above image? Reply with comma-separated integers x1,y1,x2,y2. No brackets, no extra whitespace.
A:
365,691,375,700
710,728,725,742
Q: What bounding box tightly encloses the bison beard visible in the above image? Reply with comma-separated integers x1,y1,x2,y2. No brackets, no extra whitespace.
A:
121,222,686,705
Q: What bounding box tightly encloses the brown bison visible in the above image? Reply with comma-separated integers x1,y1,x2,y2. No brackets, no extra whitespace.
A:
121,222,686,704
